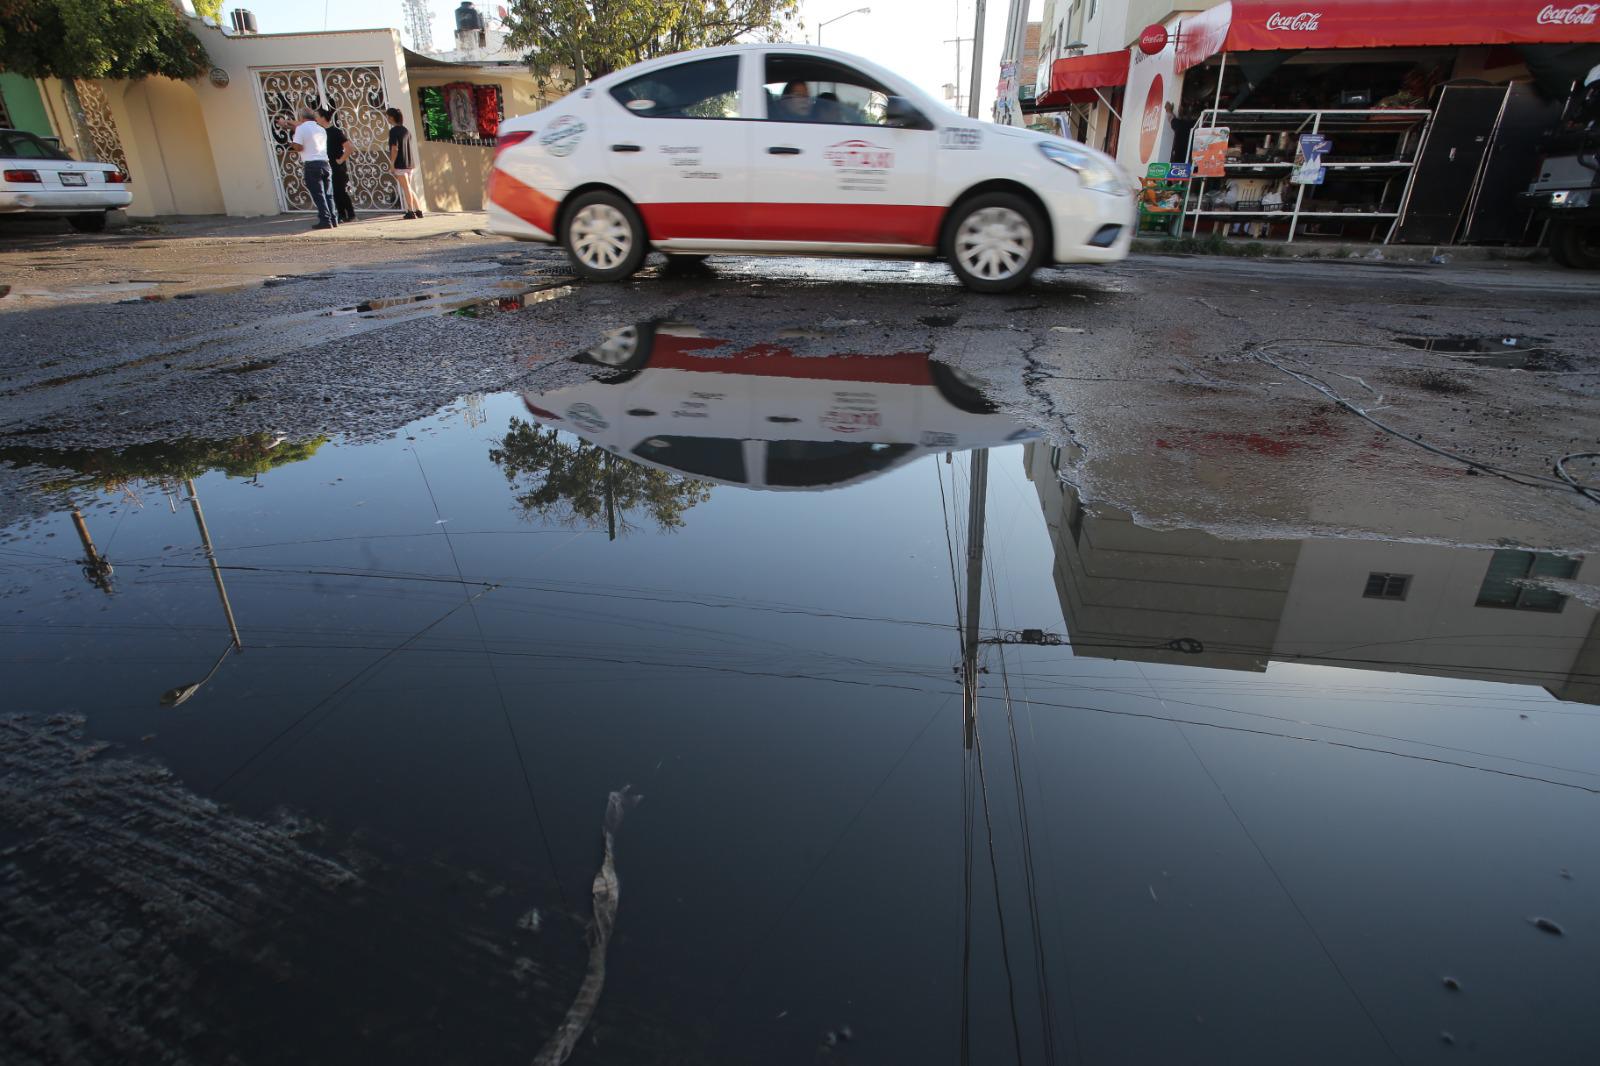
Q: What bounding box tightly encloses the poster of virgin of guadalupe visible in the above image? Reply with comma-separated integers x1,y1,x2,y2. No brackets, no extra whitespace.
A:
445,83,477,138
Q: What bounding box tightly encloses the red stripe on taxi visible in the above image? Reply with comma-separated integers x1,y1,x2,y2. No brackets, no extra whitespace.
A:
639,202,944,246
487,168,559,234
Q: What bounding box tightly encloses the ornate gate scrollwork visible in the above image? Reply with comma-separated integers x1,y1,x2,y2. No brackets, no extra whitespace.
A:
257,65,400,212
67,79,130,178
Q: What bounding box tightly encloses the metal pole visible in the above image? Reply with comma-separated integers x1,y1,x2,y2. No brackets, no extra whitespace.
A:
1286,110,1318,243
967,0,988,120
186,479,242,650
960,449,989,748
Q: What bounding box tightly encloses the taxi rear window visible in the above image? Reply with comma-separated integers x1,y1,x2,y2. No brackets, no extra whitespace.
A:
609,56,740,120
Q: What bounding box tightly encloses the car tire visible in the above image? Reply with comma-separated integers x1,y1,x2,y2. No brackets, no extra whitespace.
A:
68,211,108,233
930,361,998,414
944,192,1045,293
576,322,657,373
1551,222,1600,269
561,191,647,282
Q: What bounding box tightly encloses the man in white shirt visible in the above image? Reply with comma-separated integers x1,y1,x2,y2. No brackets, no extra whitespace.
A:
287,105,336,230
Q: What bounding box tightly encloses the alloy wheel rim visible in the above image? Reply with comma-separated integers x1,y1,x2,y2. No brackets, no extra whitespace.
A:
586,326,639,366
571,204,632,271
954,207,1033,282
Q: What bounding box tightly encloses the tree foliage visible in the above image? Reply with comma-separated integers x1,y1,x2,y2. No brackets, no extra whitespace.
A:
192,0,221,20
504,0,800,86
0,0,209,80
489,419,712,534
1,434,329,495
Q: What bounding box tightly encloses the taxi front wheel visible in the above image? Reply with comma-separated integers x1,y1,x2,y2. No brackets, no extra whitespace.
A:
946,193,1045,293
562,191,647,282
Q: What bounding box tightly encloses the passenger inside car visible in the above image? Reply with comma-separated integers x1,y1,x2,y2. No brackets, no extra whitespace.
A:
775,81,813,121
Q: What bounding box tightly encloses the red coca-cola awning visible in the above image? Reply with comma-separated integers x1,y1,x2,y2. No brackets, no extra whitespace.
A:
1036,50,1131,107
1177,1,1600,73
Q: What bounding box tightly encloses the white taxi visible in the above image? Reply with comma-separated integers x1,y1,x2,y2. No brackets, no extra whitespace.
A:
486,44,1132,292
0,128,131,231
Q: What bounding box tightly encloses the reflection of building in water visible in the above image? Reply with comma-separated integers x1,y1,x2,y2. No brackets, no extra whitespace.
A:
1025,443,1600,705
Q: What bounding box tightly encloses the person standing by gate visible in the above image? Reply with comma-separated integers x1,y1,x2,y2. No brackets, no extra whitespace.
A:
385,107,423,219
318,107,356,223
289,105,336,230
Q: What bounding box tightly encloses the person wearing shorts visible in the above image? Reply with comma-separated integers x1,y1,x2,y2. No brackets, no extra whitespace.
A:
385,107,422,219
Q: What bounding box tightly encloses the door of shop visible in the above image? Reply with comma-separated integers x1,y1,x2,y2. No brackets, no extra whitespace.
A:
1393,85,1506,245
256,66,399,213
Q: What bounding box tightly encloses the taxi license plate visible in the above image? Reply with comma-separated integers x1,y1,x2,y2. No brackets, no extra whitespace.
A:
60,172,87,186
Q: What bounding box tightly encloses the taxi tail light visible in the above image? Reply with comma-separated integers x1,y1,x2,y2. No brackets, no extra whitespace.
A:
495,130,534,157
4,169,42,183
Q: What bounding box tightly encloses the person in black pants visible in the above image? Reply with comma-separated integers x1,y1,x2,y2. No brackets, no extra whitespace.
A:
318,108,356,223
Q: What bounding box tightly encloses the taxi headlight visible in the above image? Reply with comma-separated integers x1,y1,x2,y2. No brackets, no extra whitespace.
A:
1039,142,1122,195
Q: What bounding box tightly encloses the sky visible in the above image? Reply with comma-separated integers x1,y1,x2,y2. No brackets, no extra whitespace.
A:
232,0,1027,115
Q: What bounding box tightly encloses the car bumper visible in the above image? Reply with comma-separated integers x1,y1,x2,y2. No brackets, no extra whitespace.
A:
0,189,133,213
1043,186,1136,264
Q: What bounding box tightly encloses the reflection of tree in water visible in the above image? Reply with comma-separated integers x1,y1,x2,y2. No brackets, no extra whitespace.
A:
1,434,329,495
489,419,712,535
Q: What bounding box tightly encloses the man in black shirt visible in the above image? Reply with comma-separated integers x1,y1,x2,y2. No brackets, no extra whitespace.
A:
385,106,422,219
317,108,356,223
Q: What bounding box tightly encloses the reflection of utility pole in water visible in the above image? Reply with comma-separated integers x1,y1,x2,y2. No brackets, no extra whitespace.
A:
70,507,115,594
604,451,617,542
162,479,243,706
186,478,242,650
960,450,989,749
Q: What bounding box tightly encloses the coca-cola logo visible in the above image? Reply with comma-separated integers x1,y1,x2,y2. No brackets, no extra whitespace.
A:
1265,11,1322,30
1537,4,1599,25
1139,74,1164,164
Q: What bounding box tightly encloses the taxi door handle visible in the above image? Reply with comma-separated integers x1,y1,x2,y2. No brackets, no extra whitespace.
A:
767,146,802,155
610,143,642,153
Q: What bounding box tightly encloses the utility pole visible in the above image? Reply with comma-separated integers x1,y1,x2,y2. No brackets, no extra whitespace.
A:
967,0,988,120
960,449,990,748
942,36,972,115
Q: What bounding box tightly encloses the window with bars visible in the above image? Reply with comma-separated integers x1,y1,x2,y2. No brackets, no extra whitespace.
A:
1475,550,1580,612
1363,573,1410,600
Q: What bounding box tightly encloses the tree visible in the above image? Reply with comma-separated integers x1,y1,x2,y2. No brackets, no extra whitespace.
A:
489,419,713,535
0,434,329,495
192,0,221,19
0,0,209,81
504,0,800,87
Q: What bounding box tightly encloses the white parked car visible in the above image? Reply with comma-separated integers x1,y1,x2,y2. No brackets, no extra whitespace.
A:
0,129,131,231
487,44,1132,292
521,321,1037,490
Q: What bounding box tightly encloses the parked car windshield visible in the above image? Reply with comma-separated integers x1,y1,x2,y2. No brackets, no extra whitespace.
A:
0,130,70,161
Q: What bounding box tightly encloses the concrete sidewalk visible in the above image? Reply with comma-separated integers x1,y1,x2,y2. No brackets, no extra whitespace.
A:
127,210,492,242
1132,232,1546,264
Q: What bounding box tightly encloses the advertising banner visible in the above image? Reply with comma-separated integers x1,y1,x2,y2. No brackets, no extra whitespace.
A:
1191,127,1230,177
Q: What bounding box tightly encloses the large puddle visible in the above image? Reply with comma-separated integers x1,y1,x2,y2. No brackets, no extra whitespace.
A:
2,324,1596,1064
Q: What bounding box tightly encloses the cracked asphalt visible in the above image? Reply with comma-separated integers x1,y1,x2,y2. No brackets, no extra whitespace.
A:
2,219,1597,548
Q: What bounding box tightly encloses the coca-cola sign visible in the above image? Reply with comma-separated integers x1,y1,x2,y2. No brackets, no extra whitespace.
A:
1265,11,1322,31
1537,4,1599,25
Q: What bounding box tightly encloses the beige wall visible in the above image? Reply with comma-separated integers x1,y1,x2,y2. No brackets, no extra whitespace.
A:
120,77,226,216
409,69,549,212
188,23,416,216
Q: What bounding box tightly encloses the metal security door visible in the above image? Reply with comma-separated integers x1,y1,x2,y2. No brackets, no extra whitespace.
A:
1392,85,1505,245
257,65,399,212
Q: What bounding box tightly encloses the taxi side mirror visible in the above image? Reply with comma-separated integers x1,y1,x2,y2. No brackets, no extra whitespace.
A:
885,96,931,130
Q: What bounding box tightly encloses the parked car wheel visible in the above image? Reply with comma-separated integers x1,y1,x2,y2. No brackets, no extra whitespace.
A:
68,211,108,233
562,191,647,281
1550,222,1600,269
945,193,1045,293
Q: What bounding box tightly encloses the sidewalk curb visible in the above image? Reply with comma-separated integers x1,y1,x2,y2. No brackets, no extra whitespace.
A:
1132,235,1547,265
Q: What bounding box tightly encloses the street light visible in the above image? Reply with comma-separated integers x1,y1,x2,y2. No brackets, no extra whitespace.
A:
817,6,870,45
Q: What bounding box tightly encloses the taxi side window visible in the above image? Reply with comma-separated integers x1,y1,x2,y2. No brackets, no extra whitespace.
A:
763,55,891,126
609,56,741,119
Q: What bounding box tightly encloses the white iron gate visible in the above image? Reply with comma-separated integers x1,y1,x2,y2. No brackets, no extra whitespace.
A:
256,65,400,212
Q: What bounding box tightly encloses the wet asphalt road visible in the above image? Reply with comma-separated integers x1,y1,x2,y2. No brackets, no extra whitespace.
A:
3,224,1597,548
4,224,1600,1066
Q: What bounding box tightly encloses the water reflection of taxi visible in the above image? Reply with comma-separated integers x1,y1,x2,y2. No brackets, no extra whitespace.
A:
486,43,1133,292
520,323,1036,490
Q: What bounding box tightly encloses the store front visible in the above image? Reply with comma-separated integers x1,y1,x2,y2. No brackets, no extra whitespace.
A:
1141,1,1600,246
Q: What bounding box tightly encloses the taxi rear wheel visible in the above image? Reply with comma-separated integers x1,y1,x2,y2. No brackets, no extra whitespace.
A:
562,191,646,281
946,193,1044,293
